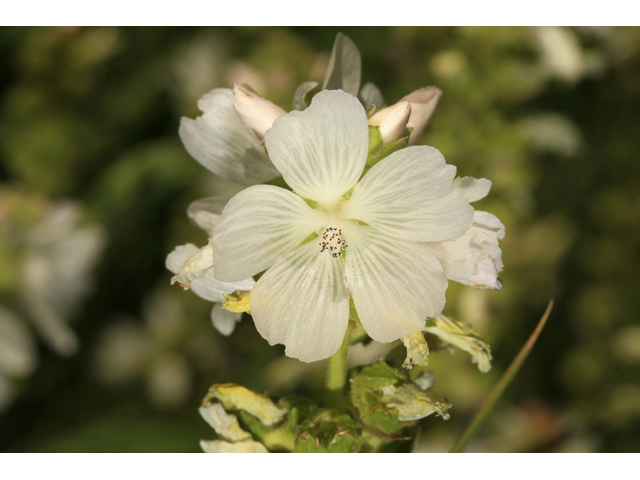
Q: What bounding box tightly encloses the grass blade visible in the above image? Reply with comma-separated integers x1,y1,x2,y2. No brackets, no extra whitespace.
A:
450,300,554,453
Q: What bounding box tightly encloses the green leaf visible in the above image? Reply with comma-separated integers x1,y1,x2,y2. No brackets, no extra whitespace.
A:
236,396,317,453
350,361,408,434
367,125,383,160
294,410,364,453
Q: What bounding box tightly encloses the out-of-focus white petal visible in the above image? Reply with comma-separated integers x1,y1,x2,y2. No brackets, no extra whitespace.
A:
292,81,318,111
165,243,200,273
427,211,505,290
169,245,213,287
359,82,385,110
345,228,448,343
179,88,280,186
249,243,350,363
191,270,255,303
212,185,327,282
166,243,254,301
322,32,361,96
368,101,411,144
401,87,442,145
211,303,243,336
452,176,492,203
232,84,287,140
264,90,368,208
187,197,229,236
343,146,474,242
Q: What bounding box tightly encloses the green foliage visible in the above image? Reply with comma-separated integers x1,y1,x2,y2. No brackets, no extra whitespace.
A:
350,361,408,434
365,125,410,169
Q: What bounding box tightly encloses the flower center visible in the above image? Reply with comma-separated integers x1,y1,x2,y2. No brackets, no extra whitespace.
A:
319,226,348,258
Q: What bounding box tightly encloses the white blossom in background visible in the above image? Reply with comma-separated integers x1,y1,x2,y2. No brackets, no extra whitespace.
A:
95,291,222,409
22,202,105,356
0,198,104,410
211,90,483,362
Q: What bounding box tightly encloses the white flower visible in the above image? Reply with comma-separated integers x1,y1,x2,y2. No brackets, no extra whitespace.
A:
428,176,505,290
179,88,281,186
166,243,255,336
166,195,256,336
211,90,476,362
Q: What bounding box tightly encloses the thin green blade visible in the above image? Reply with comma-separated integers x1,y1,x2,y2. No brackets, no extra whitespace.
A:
450,300,554,453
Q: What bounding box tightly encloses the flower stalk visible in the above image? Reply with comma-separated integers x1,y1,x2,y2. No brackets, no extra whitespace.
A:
325,328,351,409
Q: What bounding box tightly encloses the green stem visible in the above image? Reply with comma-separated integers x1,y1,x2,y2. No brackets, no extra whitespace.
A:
325,328,351,409
450,300,554,453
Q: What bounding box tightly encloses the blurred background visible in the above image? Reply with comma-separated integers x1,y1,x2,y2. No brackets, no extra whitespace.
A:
0,26,639,453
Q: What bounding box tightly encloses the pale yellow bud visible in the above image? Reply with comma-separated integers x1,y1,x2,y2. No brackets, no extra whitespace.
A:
401,86,442,145
401,331,429,369
425,314,493,373
380,383,451,421
222,290,251,314
368,100,411,144
233,83,287,140
206,383,287,426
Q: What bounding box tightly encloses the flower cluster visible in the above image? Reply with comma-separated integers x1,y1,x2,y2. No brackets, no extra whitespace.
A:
167,33,504,363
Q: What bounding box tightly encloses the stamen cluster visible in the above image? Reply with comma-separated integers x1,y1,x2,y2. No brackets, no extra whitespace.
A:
319,227,348,258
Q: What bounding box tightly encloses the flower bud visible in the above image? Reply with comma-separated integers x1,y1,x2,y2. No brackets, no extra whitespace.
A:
401,86,442,145
380,383,451,421
233,83,287,140
401,331,429,369
367,100,411,144
425,314,493,373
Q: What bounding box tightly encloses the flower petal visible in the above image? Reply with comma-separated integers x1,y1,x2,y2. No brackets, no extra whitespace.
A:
165,243,200,275
359,82,385,110
322,32,361,96
343,146,474,242
191,270,255,303
345,228,448,343
212,185,327,282
179,88,280,186
264,90,369,208
249,243,350,363
187,197,229,236
452,176,492,203
169,244,213,287
166,244,254,301
426,211,505,290
211,303,243,336
401,86,442,145
292,81,318,111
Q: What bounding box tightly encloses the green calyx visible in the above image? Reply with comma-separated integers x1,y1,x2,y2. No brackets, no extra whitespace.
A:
365,126,411,171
